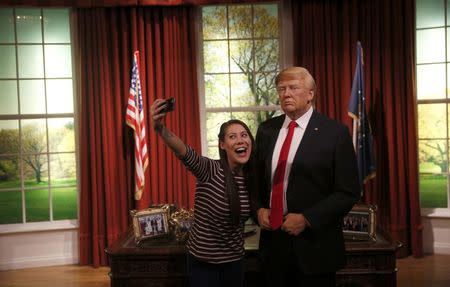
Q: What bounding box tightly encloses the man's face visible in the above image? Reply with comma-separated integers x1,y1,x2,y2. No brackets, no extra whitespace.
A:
276,79,314,119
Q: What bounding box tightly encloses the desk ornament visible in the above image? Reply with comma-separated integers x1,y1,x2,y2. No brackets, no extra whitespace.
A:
130,204,171,244
343,203,377,241
169,208,194,242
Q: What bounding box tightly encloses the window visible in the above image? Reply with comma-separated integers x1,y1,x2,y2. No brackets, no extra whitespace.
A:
200,3,282,158
0,8,77,225
416,0,449,209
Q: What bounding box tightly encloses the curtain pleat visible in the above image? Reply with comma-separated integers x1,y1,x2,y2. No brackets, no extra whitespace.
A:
76,6,200,266
291,0,422,258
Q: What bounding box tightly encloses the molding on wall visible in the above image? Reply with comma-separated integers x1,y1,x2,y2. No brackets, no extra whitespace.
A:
422,216,450,255
0,253,78,271
432,242,450,255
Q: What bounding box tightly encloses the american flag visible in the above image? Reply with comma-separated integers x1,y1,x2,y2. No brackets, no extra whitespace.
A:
126,51,148,200
348,41,376,192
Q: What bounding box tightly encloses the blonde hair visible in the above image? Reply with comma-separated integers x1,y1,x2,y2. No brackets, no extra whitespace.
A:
275,67,316,91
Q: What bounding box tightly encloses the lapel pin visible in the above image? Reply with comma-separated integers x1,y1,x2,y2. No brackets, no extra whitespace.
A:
314,127,319,131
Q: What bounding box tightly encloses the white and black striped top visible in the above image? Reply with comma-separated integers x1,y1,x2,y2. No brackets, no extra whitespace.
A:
181,146,250,264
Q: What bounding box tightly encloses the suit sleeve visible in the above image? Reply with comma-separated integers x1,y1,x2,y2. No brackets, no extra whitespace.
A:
249,124,270,220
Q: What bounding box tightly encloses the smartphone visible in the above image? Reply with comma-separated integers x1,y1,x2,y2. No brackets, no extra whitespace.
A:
160,98,175,113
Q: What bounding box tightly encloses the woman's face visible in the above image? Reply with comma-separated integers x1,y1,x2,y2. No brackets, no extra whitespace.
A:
219,123,252,171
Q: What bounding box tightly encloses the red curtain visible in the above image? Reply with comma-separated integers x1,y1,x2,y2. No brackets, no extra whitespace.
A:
3,0,269,7
76,6,200,266
291,0,422,257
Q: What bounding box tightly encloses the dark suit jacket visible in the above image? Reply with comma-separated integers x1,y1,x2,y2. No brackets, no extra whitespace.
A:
252,111,360,274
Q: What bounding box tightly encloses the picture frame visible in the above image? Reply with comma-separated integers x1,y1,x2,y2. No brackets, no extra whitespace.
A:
130,205,171,244
169,208,194,242
343,204,377,241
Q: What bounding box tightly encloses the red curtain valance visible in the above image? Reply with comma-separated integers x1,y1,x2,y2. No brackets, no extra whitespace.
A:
0,0,270,7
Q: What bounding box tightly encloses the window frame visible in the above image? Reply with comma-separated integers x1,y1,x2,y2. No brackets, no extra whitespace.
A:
196,1,293,156
0,7,80,232
416,0,450,217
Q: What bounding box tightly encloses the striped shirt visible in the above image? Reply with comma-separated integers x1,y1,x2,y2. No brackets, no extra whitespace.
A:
181,146,250,264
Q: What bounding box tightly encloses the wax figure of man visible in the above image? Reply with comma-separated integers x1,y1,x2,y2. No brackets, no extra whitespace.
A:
252,66,360,286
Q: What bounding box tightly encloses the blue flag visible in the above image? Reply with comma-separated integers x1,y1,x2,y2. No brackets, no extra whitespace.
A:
348,41,376,190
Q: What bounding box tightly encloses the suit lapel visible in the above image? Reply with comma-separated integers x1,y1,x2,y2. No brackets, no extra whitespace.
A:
264,115,285,180
291,110,321,169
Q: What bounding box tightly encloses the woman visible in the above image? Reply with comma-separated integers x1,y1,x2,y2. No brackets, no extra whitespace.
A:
150,98,255,287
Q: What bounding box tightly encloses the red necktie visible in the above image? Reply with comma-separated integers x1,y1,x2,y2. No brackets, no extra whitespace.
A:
270,120,298,230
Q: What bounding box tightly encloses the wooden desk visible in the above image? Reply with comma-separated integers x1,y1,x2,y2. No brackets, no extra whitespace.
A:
105,228,400,287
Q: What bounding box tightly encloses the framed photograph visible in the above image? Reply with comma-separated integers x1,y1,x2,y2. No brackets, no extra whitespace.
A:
130,206,170,243
169,208,194,242
343,204,377,241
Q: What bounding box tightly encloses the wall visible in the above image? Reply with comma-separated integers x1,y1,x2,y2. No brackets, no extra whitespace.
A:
0,228,78,270
423,216,450,255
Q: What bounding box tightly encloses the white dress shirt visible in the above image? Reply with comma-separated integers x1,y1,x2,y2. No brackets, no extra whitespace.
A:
271,106,313,214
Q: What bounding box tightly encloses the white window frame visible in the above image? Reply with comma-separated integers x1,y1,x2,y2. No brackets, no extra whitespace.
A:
195,1,293,156
416,0,450,218
0,8,79,233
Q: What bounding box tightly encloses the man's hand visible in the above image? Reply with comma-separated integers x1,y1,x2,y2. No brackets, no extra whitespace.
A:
257,208,271,230
281,213,308,236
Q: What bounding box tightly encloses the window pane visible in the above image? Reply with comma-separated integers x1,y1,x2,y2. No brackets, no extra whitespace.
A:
0,191,22,224
46,79,74,113
207,146,220,161
16,8,42,43
417,64,445,100
21,119,48,188
255,72,279,106
255,40,279,72
52,187,77,220
418,103,446,139
0,45,17,78
19,80,46,114
0,120,19,154
0,8,15,43
204,74,230,108
25,189,49,222
206,112,230,156
230,111,259,136
50,153,76,183
0,156,20,189
254,4,278,38
448,0,450,26
416,0,445,28
229,40,253,73
202,6,227,40
230,73,253,106
416,28,445,64
447,104,450,140
0,80,18,115
48,118,75,152
419,139,447,174
203,41,229,73
44,45,72,77
419,174,448,208
43,9,70,43
18,45,44,78
229,5,252,39
23,155,48,188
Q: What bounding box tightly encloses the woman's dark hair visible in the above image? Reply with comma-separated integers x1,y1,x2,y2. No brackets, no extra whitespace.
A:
217,119,255,226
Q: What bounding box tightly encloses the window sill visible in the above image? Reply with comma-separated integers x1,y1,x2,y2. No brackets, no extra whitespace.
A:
0,220,78,235
421,208,450,219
